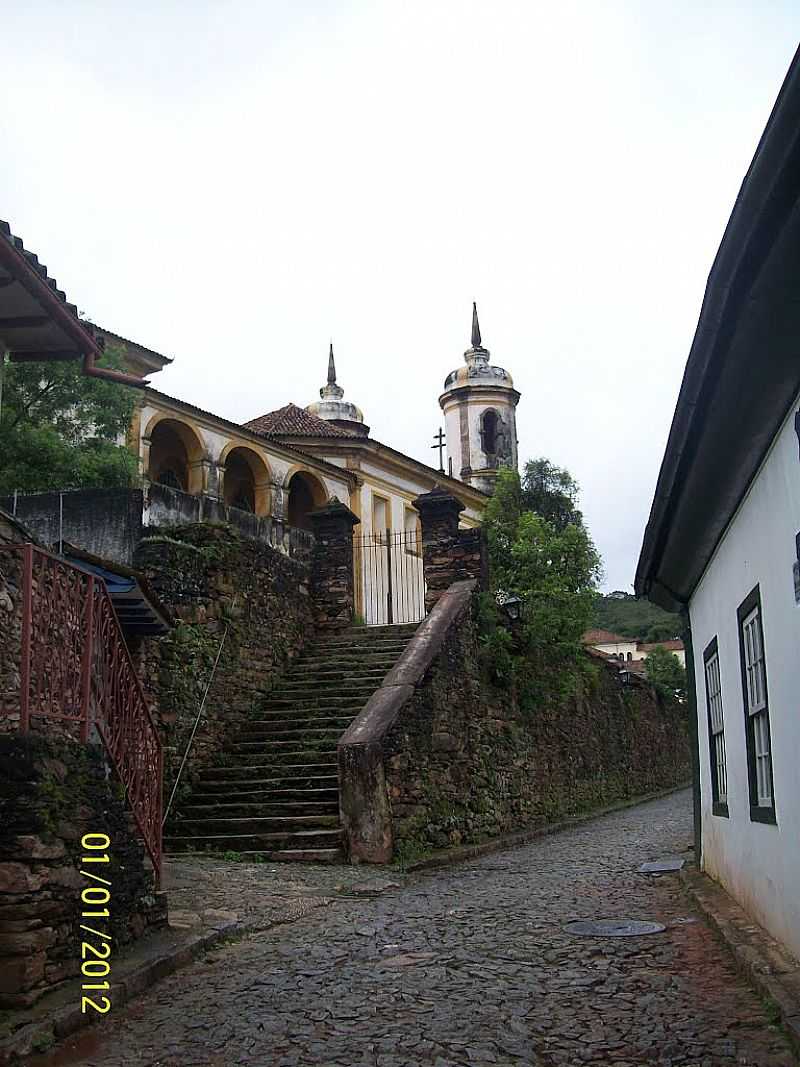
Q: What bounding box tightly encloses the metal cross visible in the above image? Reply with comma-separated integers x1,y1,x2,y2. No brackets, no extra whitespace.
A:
432,427,446,472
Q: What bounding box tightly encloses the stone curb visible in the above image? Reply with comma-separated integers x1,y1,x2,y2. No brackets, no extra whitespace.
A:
0,916,250,1065
680,866,800,1053
404,781,693,873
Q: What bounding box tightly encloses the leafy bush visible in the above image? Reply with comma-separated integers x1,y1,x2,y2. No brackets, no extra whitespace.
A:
644,645,687,701
480,465,603,707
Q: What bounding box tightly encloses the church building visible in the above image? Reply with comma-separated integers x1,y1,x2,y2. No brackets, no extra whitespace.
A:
121,306,520,624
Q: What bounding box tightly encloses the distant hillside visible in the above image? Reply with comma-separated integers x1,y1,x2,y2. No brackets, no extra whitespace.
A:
593,592,682,643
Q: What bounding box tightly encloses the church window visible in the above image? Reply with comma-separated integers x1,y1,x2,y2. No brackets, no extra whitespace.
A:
372,495,390,542
481,410,498,455
404,506,422,556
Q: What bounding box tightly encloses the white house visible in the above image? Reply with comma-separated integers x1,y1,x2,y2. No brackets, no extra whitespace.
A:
636,50,800,960
581,629,639,661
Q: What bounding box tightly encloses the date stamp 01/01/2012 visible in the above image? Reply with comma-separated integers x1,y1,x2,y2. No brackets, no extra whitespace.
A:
79,833,113,1015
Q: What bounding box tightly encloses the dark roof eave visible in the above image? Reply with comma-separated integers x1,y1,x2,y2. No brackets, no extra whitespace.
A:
635,45,800,610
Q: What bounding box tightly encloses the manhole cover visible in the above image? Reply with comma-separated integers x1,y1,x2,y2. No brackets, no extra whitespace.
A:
638,858,685,874
564,919,666,937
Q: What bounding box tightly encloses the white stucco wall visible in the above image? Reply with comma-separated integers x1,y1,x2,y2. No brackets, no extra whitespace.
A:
592,639,638,659
688,388,800,959
441,393,518,487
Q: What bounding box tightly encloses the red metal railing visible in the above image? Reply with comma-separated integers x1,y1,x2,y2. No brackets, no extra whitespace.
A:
0,544,163,885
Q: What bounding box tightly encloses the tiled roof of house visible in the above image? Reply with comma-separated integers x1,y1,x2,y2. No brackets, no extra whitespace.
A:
581,628,634,645
638,639,684,652
244,403,353,438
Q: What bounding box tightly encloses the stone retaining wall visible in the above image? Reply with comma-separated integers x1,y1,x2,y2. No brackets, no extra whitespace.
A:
133,523,314,795
0,514,26,728
385,596,691,862
339,582,691,864
0,734,166,1010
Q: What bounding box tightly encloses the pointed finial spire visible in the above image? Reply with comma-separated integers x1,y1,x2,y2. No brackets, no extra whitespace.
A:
471,302,482,349
327,342,337,385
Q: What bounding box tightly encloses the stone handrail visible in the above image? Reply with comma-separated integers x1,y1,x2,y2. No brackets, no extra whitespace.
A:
337,578,477,862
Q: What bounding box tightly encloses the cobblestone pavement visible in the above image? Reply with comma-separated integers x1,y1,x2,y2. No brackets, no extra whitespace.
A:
57,791,797,1067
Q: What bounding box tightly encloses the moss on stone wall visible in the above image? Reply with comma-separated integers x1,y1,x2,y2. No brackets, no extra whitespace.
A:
385,598,691,860
0,734,166,1009
134,523,314,796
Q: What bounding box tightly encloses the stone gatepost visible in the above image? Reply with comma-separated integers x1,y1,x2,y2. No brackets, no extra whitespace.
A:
413,486,487,612
310,499,360,630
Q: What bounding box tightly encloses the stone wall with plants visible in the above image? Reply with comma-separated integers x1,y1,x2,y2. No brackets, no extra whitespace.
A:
0,733,166,1011
384,597,691,865
133,523,314,798
0,513,27,730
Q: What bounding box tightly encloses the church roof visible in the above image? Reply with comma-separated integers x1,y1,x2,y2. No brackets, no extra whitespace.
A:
244,403,354,438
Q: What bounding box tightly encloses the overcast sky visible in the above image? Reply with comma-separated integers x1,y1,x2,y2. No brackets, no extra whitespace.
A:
3,3,798,590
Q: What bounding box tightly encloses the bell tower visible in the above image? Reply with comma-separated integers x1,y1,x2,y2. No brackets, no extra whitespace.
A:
439,304,520,495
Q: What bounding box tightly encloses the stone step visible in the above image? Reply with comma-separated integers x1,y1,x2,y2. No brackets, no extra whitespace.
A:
315,628,417,644
199,764,337,783
233,728,348,746
174,813,339,834
180,799,339,819
281,666,389,681
167,847,345,863
272,681,377,697
170,621,417,865
317,624,418,639
236,729,351,745
166,828,343,852
226,736,339,750
189,786,340,804
214,752,337,769
262,697,367,711
292,654,402,670
308,639,410,652
240,714,354,729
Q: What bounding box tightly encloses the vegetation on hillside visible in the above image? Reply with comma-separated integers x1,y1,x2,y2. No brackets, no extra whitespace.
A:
592,591,682,643
479,460,603,706
0,347,139,495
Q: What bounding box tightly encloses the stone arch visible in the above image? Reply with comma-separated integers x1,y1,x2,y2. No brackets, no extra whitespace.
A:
479,408,499,456
146,416,206,495
285,468,327,531
220,444,272,516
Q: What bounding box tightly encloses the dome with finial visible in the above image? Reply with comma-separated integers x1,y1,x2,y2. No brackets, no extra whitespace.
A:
306,343,369,436
442,302,514,391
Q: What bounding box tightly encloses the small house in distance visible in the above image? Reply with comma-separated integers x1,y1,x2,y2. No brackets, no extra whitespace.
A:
636,48,800,960
581,630,685,668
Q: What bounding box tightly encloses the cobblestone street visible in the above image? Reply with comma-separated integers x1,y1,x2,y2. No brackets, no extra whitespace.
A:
55,791,796,1067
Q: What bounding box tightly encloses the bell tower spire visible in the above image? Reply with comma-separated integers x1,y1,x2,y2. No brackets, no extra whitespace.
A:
306,341,370,437
471,301,482,349
327,342,337,386
439,303,521,495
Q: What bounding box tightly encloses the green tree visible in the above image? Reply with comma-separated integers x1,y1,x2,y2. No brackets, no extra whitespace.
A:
519,458,583,532
644,645,687,701
481,466,603,702
0,347,139,495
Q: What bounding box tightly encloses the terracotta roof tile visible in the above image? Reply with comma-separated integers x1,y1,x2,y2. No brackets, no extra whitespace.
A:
244,403,352,438
581,628,634,645
638,639,684,652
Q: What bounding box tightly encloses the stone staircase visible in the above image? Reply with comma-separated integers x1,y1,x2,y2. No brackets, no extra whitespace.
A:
166,623,418,862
